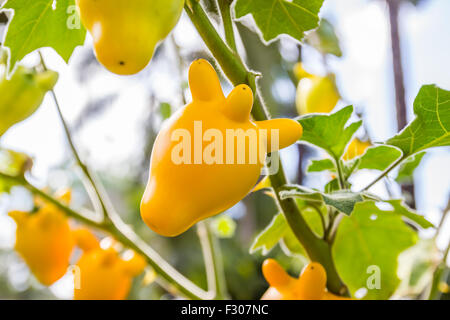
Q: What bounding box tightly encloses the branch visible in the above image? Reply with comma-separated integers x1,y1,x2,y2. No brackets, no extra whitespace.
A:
361,155,405,191
197,222,229,299
184,0,347,295
38,51,108,221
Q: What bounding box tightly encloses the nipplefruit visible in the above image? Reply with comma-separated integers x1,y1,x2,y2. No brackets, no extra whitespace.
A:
140,59,303,237
343,138,371,160
294,63,339,115
261,259,352,300
73,230,146,300
8,190,74,286
76,0,184,75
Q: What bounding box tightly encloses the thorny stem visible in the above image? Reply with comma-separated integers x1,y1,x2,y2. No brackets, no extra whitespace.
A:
217,0,238,53
307,204,327,239
361,156,405,191
184,0,347,295
38,51,107,221
197,222,229,300
333,156,346,189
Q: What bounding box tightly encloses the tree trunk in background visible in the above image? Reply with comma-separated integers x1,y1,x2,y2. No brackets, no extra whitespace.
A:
387,0,416,208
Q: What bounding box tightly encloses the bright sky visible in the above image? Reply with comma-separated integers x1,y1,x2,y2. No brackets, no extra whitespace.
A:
0,0,449,298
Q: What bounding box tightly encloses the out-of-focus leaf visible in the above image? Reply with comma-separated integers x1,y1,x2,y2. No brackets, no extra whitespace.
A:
1,0,86,73
357,145,402,171
250,213,287,255
298,105,362,159
396,239,437,298
234,0,324,43
396,152,426,183
333,201,418,299
305,18,342,57
387,85,450,158
159,102,172,120
210,215,236,238
0,148,32,176
0,148,32,193
250,199,326,255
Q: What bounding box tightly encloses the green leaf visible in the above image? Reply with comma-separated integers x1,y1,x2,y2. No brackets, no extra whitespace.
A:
322,191,363,215
251,200,326,255
295,199,326,237
305,18,342,57
250,213,287,255
387,85,450,157
210,214,237,238
396,152,426,183
307,158,335,173
0,148,32,176
358,145,402,171
298,105,362,159
280,230,306,257
159,102,172,120
279,185,365,215
382,200,433,229
333,201,418,299
397,239,437,296
234,0,324,43
1,0,86,72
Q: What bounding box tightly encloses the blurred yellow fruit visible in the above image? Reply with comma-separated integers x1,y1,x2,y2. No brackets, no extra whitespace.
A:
261,258,353,300
296,75,339,115
8,190,74,286
73,230,146,300
293,62,312,80
343,138,371,160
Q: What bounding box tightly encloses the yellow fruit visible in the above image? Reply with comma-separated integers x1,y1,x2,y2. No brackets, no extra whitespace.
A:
295,75,339,115
293,62,312,80
76,0,184,75
8,190,74,286
343,138,371,160
140,59,303,237
74,231,146,300
0,65,58,136
261,259,352,300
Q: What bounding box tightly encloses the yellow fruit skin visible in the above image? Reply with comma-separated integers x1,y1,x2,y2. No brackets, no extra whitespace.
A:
0,66,58,136
293,62,312,80
343,138,371,160
9,199,74,286
296,76,339,115
140,59,303,237
261,259,353,300
76,0,183,75
73,232,146,300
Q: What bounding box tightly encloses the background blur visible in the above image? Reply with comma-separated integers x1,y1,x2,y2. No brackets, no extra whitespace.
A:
0,0,449,299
